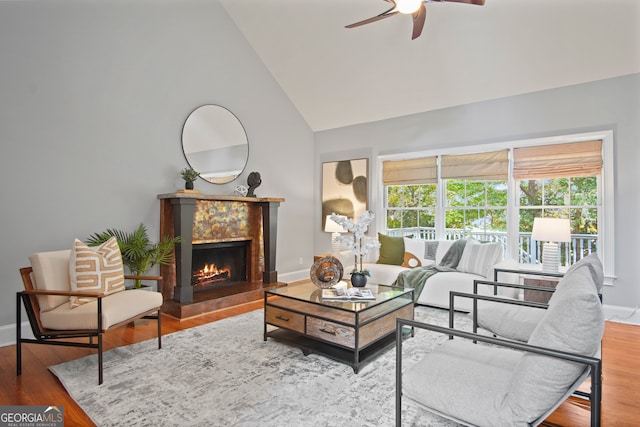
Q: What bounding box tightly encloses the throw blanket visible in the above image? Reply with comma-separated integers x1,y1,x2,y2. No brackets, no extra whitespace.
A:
392,239,467,301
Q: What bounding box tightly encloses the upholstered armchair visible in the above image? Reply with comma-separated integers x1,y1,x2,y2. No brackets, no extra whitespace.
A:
16,238,163,385
396,257,604,426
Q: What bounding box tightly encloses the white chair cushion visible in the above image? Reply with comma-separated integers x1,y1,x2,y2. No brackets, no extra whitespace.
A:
404,339,522,427
565,253,604,292
40,289,162,330
29,249,72,312
476,299,546,342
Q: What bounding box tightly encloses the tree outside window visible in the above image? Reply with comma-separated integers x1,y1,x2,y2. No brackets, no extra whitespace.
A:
445,179,507,241
519,176,598,265
386,184,436,239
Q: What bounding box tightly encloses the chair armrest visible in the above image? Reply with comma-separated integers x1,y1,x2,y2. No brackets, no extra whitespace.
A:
474,279,558,297
396,317,600,364
19,289,106,298
493,267,564,282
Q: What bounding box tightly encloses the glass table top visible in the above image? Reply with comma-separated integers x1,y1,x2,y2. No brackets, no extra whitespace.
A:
266,280,413,313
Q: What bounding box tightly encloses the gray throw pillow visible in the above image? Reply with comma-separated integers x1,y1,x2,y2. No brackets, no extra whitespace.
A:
424,241,439,261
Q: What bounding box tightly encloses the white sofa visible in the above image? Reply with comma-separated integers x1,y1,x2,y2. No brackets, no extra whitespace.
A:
336,236,518,311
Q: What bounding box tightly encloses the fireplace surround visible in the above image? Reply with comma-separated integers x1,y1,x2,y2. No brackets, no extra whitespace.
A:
158,192,285,318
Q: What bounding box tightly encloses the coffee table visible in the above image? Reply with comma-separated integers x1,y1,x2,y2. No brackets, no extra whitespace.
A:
264,281,414,373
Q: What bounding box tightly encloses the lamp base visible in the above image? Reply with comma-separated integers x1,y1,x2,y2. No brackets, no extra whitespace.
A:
541,241,559,274
331,232,342,255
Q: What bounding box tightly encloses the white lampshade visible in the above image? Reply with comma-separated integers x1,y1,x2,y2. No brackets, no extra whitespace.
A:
325,215,346,254
324,216,346,233
532,217,571,243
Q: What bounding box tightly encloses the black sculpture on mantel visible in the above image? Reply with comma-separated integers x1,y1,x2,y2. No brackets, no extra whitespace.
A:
246,171,262,197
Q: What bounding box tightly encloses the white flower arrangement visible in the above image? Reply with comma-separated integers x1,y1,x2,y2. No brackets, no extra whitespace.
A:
330,211,380,276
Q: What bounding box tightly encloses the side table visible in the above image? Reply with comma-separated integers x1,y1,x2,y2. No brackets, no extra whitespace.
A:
523,276,561,303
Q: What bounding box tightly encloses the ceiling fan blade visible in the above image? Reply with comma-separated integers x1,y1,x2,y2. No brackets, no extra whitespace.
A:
442,0,485,5
345,11,400,28
411,3,427,40
345,2,400,29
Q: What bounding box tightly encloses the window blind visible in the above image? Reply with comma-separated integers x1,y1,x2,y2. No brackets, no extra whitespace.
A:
441,150,509,180
383,157,437,185
513,140,602,179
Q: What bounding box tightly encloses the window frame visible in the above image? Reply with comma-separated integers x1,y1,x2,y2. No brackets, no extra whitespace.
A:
377,130,615,285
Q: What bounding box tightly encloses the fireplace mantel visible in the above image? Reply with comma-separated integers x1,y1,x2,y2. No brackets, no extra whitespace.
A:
158,192,284,318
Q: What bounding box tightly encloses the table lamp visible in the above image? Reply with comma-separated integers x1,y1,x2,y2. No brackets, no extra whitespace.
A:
324,215,346,254
532,217,571,274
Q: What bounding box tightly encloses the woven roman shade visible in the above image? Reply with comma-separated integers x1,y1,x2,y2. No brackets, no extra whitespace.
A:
513,140,602,179
441,150,509,180
383,157,437,185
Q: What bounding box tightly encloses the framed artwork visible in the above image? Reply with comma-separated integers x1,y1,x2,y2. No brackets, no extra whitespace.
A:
321,158,369,230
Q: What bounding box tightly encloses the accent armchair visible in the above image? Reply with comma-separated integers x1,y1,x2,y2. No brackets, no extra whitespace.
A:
396,257,604,426
17,243,163,385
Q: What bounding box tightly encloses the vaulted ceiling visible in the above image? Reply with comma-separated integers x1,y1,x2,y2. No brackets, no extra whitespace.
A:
220,0,640,132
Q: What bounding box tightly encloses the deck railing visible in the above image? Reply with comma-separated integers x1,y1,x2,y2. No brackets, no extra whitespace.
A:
386,227,597,267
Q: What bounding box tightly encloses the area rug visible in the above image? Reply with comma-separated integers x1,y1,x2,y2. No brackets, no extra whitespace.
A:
50,306,471,426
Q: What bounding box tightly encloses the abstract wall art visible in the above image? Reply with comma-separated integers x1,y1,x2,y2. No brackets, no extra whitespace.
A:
321,158,368,230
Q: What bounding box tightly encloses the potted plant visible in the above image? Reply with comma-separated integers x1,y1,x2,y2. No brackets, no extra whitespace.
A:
329,211,380,287
180,167,200,190
87,224,182,289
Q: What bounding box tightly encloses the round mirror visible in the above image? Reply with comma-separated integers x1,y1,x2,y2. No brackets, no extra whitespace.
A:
181,105,249,184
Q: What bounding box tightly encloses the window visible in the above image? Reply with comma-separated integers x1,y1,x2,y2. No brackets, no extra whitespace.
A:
518,176,599,266
514,141,602,268
386,184,437,239
445,179,508,242
379,132,613,282
383,157,437,239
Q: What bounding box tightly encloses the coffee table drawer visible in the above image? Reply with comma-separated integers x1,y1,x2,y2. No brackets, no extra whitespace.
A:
307,317,355,348
265,306,305,333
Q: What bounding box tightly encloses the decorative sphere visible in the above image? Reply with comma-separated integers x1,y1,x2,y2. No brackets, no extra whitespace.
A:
234,185,248,197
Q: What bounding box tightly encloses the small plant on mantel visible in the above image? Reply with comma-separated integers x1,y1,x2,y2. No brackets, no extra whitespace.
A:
87,224,182,289
180,167,200,190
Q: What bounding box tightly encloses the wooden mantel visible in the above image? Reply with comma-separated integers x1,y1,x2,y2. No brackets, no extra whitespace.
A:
158,192,284,318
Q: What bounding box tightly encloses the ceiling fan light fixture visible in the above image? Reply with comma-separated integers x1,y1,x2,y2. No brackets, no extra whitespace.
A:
396,0,423,14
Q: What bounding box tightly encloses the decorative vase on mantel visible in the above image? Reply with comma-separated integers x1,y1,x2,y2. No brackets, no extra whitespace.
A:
185,180,194,190
350,272,368,287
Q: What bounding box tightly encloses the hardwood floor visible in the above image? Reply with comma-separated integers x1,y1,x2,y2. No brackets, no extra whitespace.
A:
1,302,638,426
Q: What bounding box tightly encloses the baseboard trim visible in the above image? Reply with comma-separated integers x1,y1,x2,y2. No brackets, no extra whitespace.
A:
0,321,34,348
278,269,309,284
604,304,640,325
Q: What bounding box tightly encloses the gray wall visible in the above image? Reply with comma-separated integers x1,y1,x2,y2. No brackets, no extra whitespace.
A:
0,0,314,334
315,73,640,310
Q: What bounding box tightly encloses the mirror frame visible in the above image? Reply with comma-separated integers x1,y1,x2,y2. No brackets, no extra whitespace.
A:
181,104,249,185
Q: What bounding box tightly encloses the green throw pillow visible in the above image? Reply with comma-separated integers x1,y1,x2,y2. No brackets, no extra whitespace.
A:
377,233,404,265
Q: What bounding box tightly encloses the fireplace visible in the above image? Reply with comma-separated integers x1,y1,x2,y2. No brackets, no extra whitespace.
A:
191,241,248,290
158,193,285,319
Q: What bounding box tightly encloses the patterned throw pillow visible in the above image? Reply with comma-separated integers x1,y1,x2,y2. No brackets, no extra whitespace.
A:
69,236,125,308
457,237,503,278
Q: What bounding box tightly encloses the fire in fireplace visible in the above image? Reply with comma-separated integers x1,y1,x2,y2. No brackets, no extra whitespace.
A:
191,241,248,290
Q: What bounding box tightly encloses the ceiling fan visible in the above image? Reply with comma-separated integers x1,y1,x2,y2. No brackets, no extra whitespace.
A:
346,0,485,40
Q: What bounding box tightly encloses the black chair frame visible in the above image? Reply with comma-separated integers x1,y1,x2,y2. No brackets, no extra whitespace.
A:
16,267,162,385
395,317,602,427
